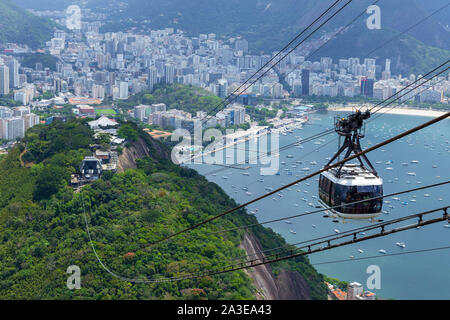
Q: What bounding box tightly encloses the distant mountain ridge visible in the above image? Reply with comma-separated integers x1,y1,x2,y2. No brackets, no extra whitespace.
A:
9,0,450,74
0,0,57,49
98,0,450,74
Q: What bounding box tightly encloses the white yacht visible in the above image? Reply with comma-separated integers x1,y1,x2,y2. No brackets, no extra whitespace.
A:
396,242,406,248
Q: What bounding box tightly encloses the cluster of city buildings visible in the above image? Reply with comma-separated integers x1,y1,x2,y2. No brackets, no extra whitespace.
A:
2,24,448,110
0,8,448,143
0,106,40,141
288,57,447,103
326,281,377,300
133,103,247,131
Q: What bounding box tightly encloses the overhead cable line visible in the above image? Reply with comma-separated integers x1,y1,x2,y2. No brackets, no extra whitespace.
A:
169,181,450,271
82,181,448,282
184,206,449,278
148,111,450,246
203,180,450,238
365,2,450,57
164,205,450,280
198,0,350,124
199,60,448,176
194,2,446,171
312,245,450,266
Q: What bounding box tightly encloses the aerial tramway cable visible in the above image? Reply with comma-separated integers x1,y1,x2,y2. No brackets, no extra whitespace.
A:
198,0,350,124
200,60,448,177
148,111,450,246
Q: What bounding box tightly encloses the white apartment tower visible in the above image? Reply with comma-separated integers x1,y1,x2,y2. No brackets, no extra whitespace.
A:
7,59,20,88
0,65,10,95
347,282,364,300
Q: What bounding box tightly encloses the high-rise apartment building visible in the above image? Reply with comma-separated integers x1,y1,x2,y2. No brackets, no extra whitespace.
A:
0,65,10,95
7,59,20,88
301,69,310,96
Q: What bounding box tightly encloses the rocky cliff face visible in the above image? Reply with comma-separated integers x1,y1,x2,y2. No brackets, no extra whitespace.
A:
117,135,169,172
117,138,150,172
240,233,311,300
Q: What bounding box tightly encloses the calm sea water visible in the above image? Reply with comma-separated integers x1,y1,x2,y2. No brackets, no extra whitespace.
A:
188,111,450,300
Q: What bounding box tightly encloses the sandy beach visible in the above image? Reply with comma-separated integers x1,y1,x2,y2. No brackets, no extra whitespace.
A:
329,106,448,118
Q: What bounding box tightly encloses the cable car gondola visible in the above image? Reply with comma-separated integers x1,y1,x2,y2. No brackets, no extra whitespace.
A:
318,110,383,220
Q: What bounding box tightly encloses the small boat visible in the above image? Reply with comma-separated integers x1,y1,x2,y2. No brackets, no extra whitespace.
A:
334,229,340,234
286,155,294,158
379,249,387,254
312,224,316,228
358,249,364,254
407,172,416,176
290,230,297,235
242,172,250,176
246,192,252,196
411,160,419,164
396,242,406,248
285,221,292,224
222,176,229,179
443,224,450,228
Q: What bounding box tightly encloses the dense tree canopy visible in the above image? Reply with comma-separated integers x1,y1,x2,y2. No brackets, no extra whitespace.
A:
0,119,327,300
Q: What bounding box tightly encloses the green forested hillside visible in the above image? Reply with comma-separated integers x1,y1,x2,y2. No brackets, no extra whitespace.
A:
0,119,327,300
115,84,223,116
0,0,56,49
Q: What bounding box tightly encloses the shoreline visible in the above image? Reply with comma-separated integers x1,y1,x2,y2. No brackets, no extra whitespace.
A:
329,106,448,118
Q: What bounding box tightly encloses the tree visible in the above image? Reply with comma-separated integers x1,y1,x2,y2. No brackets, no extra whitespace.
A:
33,164,69,201
118,124,139,141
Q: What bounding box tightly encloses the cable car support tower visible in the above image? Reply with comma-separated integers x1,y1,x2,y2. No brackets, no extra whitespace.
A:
327,110,377,178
